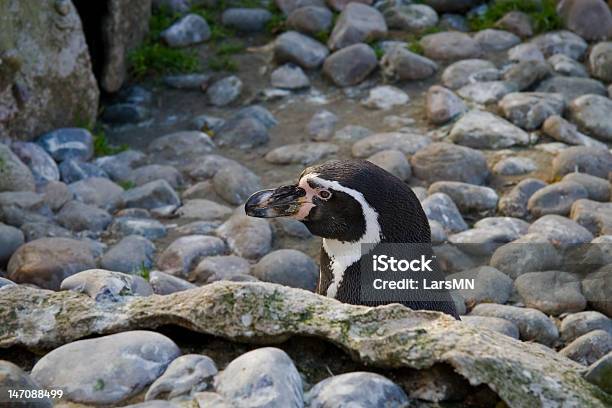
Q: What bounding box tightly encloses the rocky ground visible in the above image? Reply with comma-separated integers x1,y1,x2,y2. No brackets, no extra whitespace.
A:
1,0,612,407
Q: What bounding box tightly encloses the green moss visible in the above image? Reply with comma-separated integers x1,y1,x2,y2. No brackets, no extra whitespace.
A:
468,0,562,33
208,55,238,72
93,379,105,391
118,180,136,190
265,3,285,34
372,44,385,60
137,263,151,281
215,41,246,56
406,40,424,55
92,130,128,157
313,30,330,44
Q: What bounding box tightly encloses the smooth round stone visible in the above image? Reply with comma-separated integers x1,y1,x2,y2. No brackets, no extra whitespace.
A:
69,177,124,211
428,181,498,213
559,330,612,366
307,110,337,141
31,331,181,405
508,43,545,62
95,150,146,181
411,142,488,185
148,131,215,161
380,46,438,81
20,222,72,242
528,215,594,247
429,220,447,244
474,29,520,52
207,76,243,107
527,181,588,217
276,0,326,15
11,141,59,185
567,197,611,236
562,173,610,202
552,146,612,179
582,265,612,317
221,8,271,32
122,180,181,210
109,217,167,240
557,0,612,41
448,228,514,256
273,218,313,239
100,235,156,274
421,192,468,233
489,235,560,279
216,211,272,260
270,63,310,90
530,30,587,60
515,271,586,316
0,144,36,192
59,159,108,184
101,103,150,125
474,217,529,238
461,315,519,339
548,54,588,77
441,59,497,89
0,277,16,289
234,105,278,129
495,11,532,38
163,73,210,90
498,92,564,131
352,132,430,158
36,128,93,162
286,6,333,35
212,164,262,206
367,150,411,181
157,235,227,276
161,14,210,47
361,85,409,110
498,178,547,218
323,43,378,87
439,13,469,31
56,200,112,233
60,268,152,300
216,116,270,149
145,354,217,400
382,3,439,33
191,114,225,132
589,42,612,82
251,249,318,291
265,142,339,165
327,3,387,51
177,199,232,221
560,311,612,343
126,165,183,189
584,352,612,394
425,85,465,125
333,125,372,142
0,223,24,266
447,266,512,308
420,31,482,61
569,94,612,143
192,255,251,284
274,31,329,69
175,221,221,236
492,156,536,176
542,115,606,149
0,361,52,407
149,270,196,295
535,76,607,103
449,110,529,149
457,80,515,105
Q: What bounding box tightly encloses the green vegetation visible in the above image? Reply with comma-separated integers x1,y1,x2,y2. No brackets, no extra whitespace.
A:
265,3,285,35
372,43,385,60
216,41,246,55
137,263,151,281
313,30,330,44
93,379,105,391
406,40,424,55
208,55,239,72
468,0,562,33
92,129,128,157
118,180,136,190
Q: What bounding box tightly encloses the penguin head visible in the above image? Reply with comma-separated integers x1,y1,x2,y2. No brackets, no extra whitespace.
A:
245,160,430,243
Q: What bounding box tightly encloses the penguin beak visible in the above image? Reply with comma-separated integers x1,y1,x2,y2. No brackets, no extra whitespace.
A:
245,185,306,218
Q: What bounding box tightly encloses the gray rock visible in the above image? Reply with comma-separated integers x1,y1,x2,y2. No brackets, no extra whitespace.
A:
542,115,606,149
420,31,482,61
101,103,150,125
461,315,519,339
100,235,156,274
60,269,152,301
333,125,372,142
0,223,24,266
422,192,468,233
192,255,252,284
175,220,221,236
562,173,610,202
559,330,612,366
352,132,430,158
367,150,411,181
412,143,488,187
552,146,612,179
57,200,112,233
287,6,333,36
530,30,588,60
582,265,612,317
448,266,513,308
589,42,612,82
561,311,612,343
503,60,551,91
222,8,271,32
382,3,438,33
20,222,72,242
535,76,607,103
163,73,210,90
441,59,497,89
328,3,387,50
508,43,545,62
557,0,612,41
109,217,167,240
425,85,465,125
306,372,409,407
457,81,516,105
216,211,272,259
515,271,586,316
59,159,108,184
439,13,469,31
495,11,533,38
490,235,560,279
569,94,612,143
213,164,262,205
307,110,338,141
428,181,498,213
323,43,378,87
0,361,52,407
252,249,318,291
95,150,147,181
149,270,196,295
161,14,210,47
493,156,536,175
527,181,588,217
271,64,310,89
380,46,438,81
474,216,529,237
549,53,588,77
570,199,612,236
266,142,339,165
146,354,217,400
158,235,227,276
276,0,326,15
127,165,183,189
499,92,564,131
69,177,124,211
10,141,59,185
448,227,517,256
194,392,233,408
177,199,233,221
31,331,180,405
206,76,243,107
361,85,409,110
123,180,181,210
216,116,270,149
41,180,73,211
474,29,520,52
469,304,559,346
0,143,36,192
449,110,529,149
36,128,93,162
429,220,447,243
528,215,594,247
584,352,612,394
274,31,329,69
148,131,215,161
191,114,225,132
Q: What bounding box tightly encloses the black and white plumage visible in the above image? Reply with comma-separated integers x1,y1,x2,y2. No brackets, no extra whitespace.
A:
245,159,459,319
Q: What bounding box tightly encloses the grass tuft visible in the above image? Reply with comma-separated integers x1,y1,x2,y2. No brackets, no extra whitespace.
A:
92,129,128,157
265,3,286,34
208,55,238,72
468,0,562,33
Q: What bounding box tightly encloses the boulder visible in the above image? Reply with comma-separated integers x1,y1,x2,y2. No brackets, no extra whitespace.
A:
515,271,586,315
286,6,333,36
557,0,612,41
161,14,210,47
530,30,588,60
589,42,612,82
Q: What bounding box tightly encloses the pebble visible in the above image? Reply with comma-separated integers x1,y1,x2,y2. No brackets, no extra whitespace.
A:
101,103,150,125
161,14,210,47
216,211,272,259
441,59,497,89
352,132,430,158
515,271,586,316
191,255,252,284
557,0,612,41
447,266,513,308
212,163,262,205
20,222,72,242
276,0,326,15
275,31,329,69
57,200,112,232
252,249,318,291
449,110,529,149
328,3,387,50
177,199,233,221
528,215,594,247
535,76,607,103
148,131,215,161
380,46,438,81
425,85,465,125
216,116,269,149
527,181,588,217
11,141,59,185
95,150,146,181
503,60,551,92
157,235,227,276
473,216,529,238
564,173,610,202
570,199,612,236
461,315,519,339
457,81,515,105
127,165,183,189
542,115,606,149
149,270,196,295
559,330,612,366
36,128,93,162
498,92,564,131
109,217,167,240
323,43,378,87
333,125,372,142
286,6,333,36
271,63,310,90
428,181,498,213
490,235,560,279
60,269,152,301
507,43,544,62
584,352,612,394
548,53,588,77
421,192,468,233
266,142,339,165
382,3,439,33
0,223,24,266
59,159,108,184
366,150,411,181
530,30,587,60
361,85,408,110
410,142,488,185
552,146,612,179
206,76,243,107
569,94,612,143
221,8,271,32
146,354,217,400
100,235,156,274
307,110,338,141
492,156,536,176
69,177,124,211
589,42,612,82
582,265,612,317
420,31,482,61
473,29,520,52
560,311,612,343
495,11,532,38
122,180,181,210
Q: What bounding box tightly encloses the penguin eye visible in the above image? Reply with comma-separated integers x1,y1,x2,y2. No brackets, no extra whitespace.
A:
319,190,332,200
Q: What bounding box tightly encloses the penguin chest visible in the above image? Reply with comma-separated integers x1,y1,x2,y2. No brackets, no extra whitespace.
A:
319,241,363,301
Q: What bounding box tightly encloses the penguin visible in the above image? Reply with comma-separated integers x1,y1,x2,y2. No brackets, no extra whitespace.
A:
245,159,459,319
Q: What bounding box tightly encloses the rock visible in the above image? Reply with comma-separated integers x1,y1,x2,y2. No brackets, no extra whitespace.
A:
10,141,59,185
192,255,252,284
582,265,612,316
306,372,409,407
530,30,588,60
493,156,536,175
0,361,52,407
448,227,515,256
191,114,225,133
101,103,149,125
589,42,612,82
95,150,146,181
265,142,339,165
557,0,612,41
422,193,467,233
495,11,533,38
569,94,612,143
447,266,513,308
441,59,496,89
127,165,183,189
469,304,559,346
146,354,217,400
328,3,387,50
161,13,210,47
548,53,588,77
31,331,180,404
123,180,181,210
585,352,612,394
158,235,227,276
473,29,520,52
490,235,560,279
252,249,318,291
323,43,378,87
474,217,529,237
560,311,612,343
535,76,607,103
570,199,612,236
528,215,594,247
411,142,488,185
206,76,243,107
461,315,519,339
428,181,498,213
307,110,338,141
380,46,438,81
7,237,94,290
498,92,564,131
361,85,409,110
216,116,269,149
504,60,550,92
176,221,221,236
271,64,310,89
286,6,333,35
457,81,516,105
449,110,529,149
439,13,469,31
274,31,329,69
366,150,411,181
333,125,372,142
562,173,610,202
425,85,465,125
188,155,236,180
108,217,167,240
542,115,606,148
60,269,152,301
508,43,545,62
420,32,482,61
20,222,72,242
515,271,586,315
221,8,271,32
0,0,99,140
420,0,484,13
163,73,210,90
527,181,588,217
148,131,215,161
41,181,72,213
100,235,155,274
69,177,124,211
559,330,612,366
150,270,196,295
177,199,232,221
212,164,262,205
57,200,112,233
215,348,303,407
216,211,272,259
552,146,612,179
382,4,439,33
36,128,93,162
1,282,608,407
0,223,24,266
352,132,430,158
59,159,108,184
0,144,36,192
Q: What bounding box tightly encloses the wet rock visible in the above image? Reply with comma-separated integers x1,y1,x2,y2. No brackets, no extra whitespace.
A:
422,192,468,233
584,352,612,394
490,235,560,279
449,110,529,149
425,85,465,125
222,8,271,32
527,181,588,217
177,199,233,221
0,143,36,192
149,270,196,295
569,94,612,143
95,150,147,181
59,159,108,184
493,156,536,175
161,14,210,47
271,63,310,89
287,6,333,35
428,181,498,213
158,235,227,276
306,372,409,407
557,0,612,41
57,201,112,233
508,43,545,62
474,29,520,52
352,132,430,158
560,311,612,343
216,116,270,149
382,3,438,33
441,59,496,89
148,131,215,161
570,199,612,236
212,164,262,205
60,269,152,300
495,11,533,38
461,315,519,339
0,223,24,266
10,141,59,185
146,354,217,400
36,128,93,162
420,31,482,61
266,142,339,165
457,81,515,105
469,304,559,346
127,165,183,189
216,211,272,259
323,43,378,86
328,3,387,50
589,42,612,82
559,330,612,366
367,150,411,181
206,76,243,107
252,249,318,291
0,361,52,407
7,237,94,290
31,331,180,405
215,348,303,408
549,53,588,77
447,266,512,308
411,142,488,185
69,177,124,211
361,85,409,110
528,215,594,247
562,173,610,202
499,92,564,131
530,30,587,60
274,31,329,69
515,271,586,315
552,146,612,179
380,46,438,81
100,235,155,274
123,180,181,210
163,73,210,90
192,255,252,284
307,110,338,141
542,115,606,148
582,265,612,316
101,103,150,125
109,217,167,240
535,76,607,103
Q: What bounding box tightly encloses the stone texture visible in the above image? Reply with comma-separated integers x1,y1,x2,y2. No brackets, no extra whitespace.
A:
265,142,339,165
559,330,612,366
528,215,594,247
552,146,612,179
563,173,610,202
323,43,378,87
380,46,438,81
148,131,215,161
221,8,271,32
0,144,36,192
56,200,112,232
535,76,607,103
60,269,152,301
0,361,52,407
216,211,272,259
100,235,155,274
252,249,318,291
557,0,612,41
428,181,498,213
569,94,612,143
570,199,612,236
527,181,588,217
366,150,411,181
157,235,227,277
69,177,124,211
515,271,586,316
530,30,588,60
422,192,467,233
426,85,465,125
499,92,564,131
352,132,430,158
585,352,612,394
10,141,59,185
441,59,496,89
274,31,329,69
161,14,210,47
146,354,217,400
542,115,607,149
589,42,612,82
560,311,612,343
123,180,180,210
286,6,333,36
410,142,488,185
382,4,439,33
327,3,387,50
420,32,482,61
449,110,529,149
